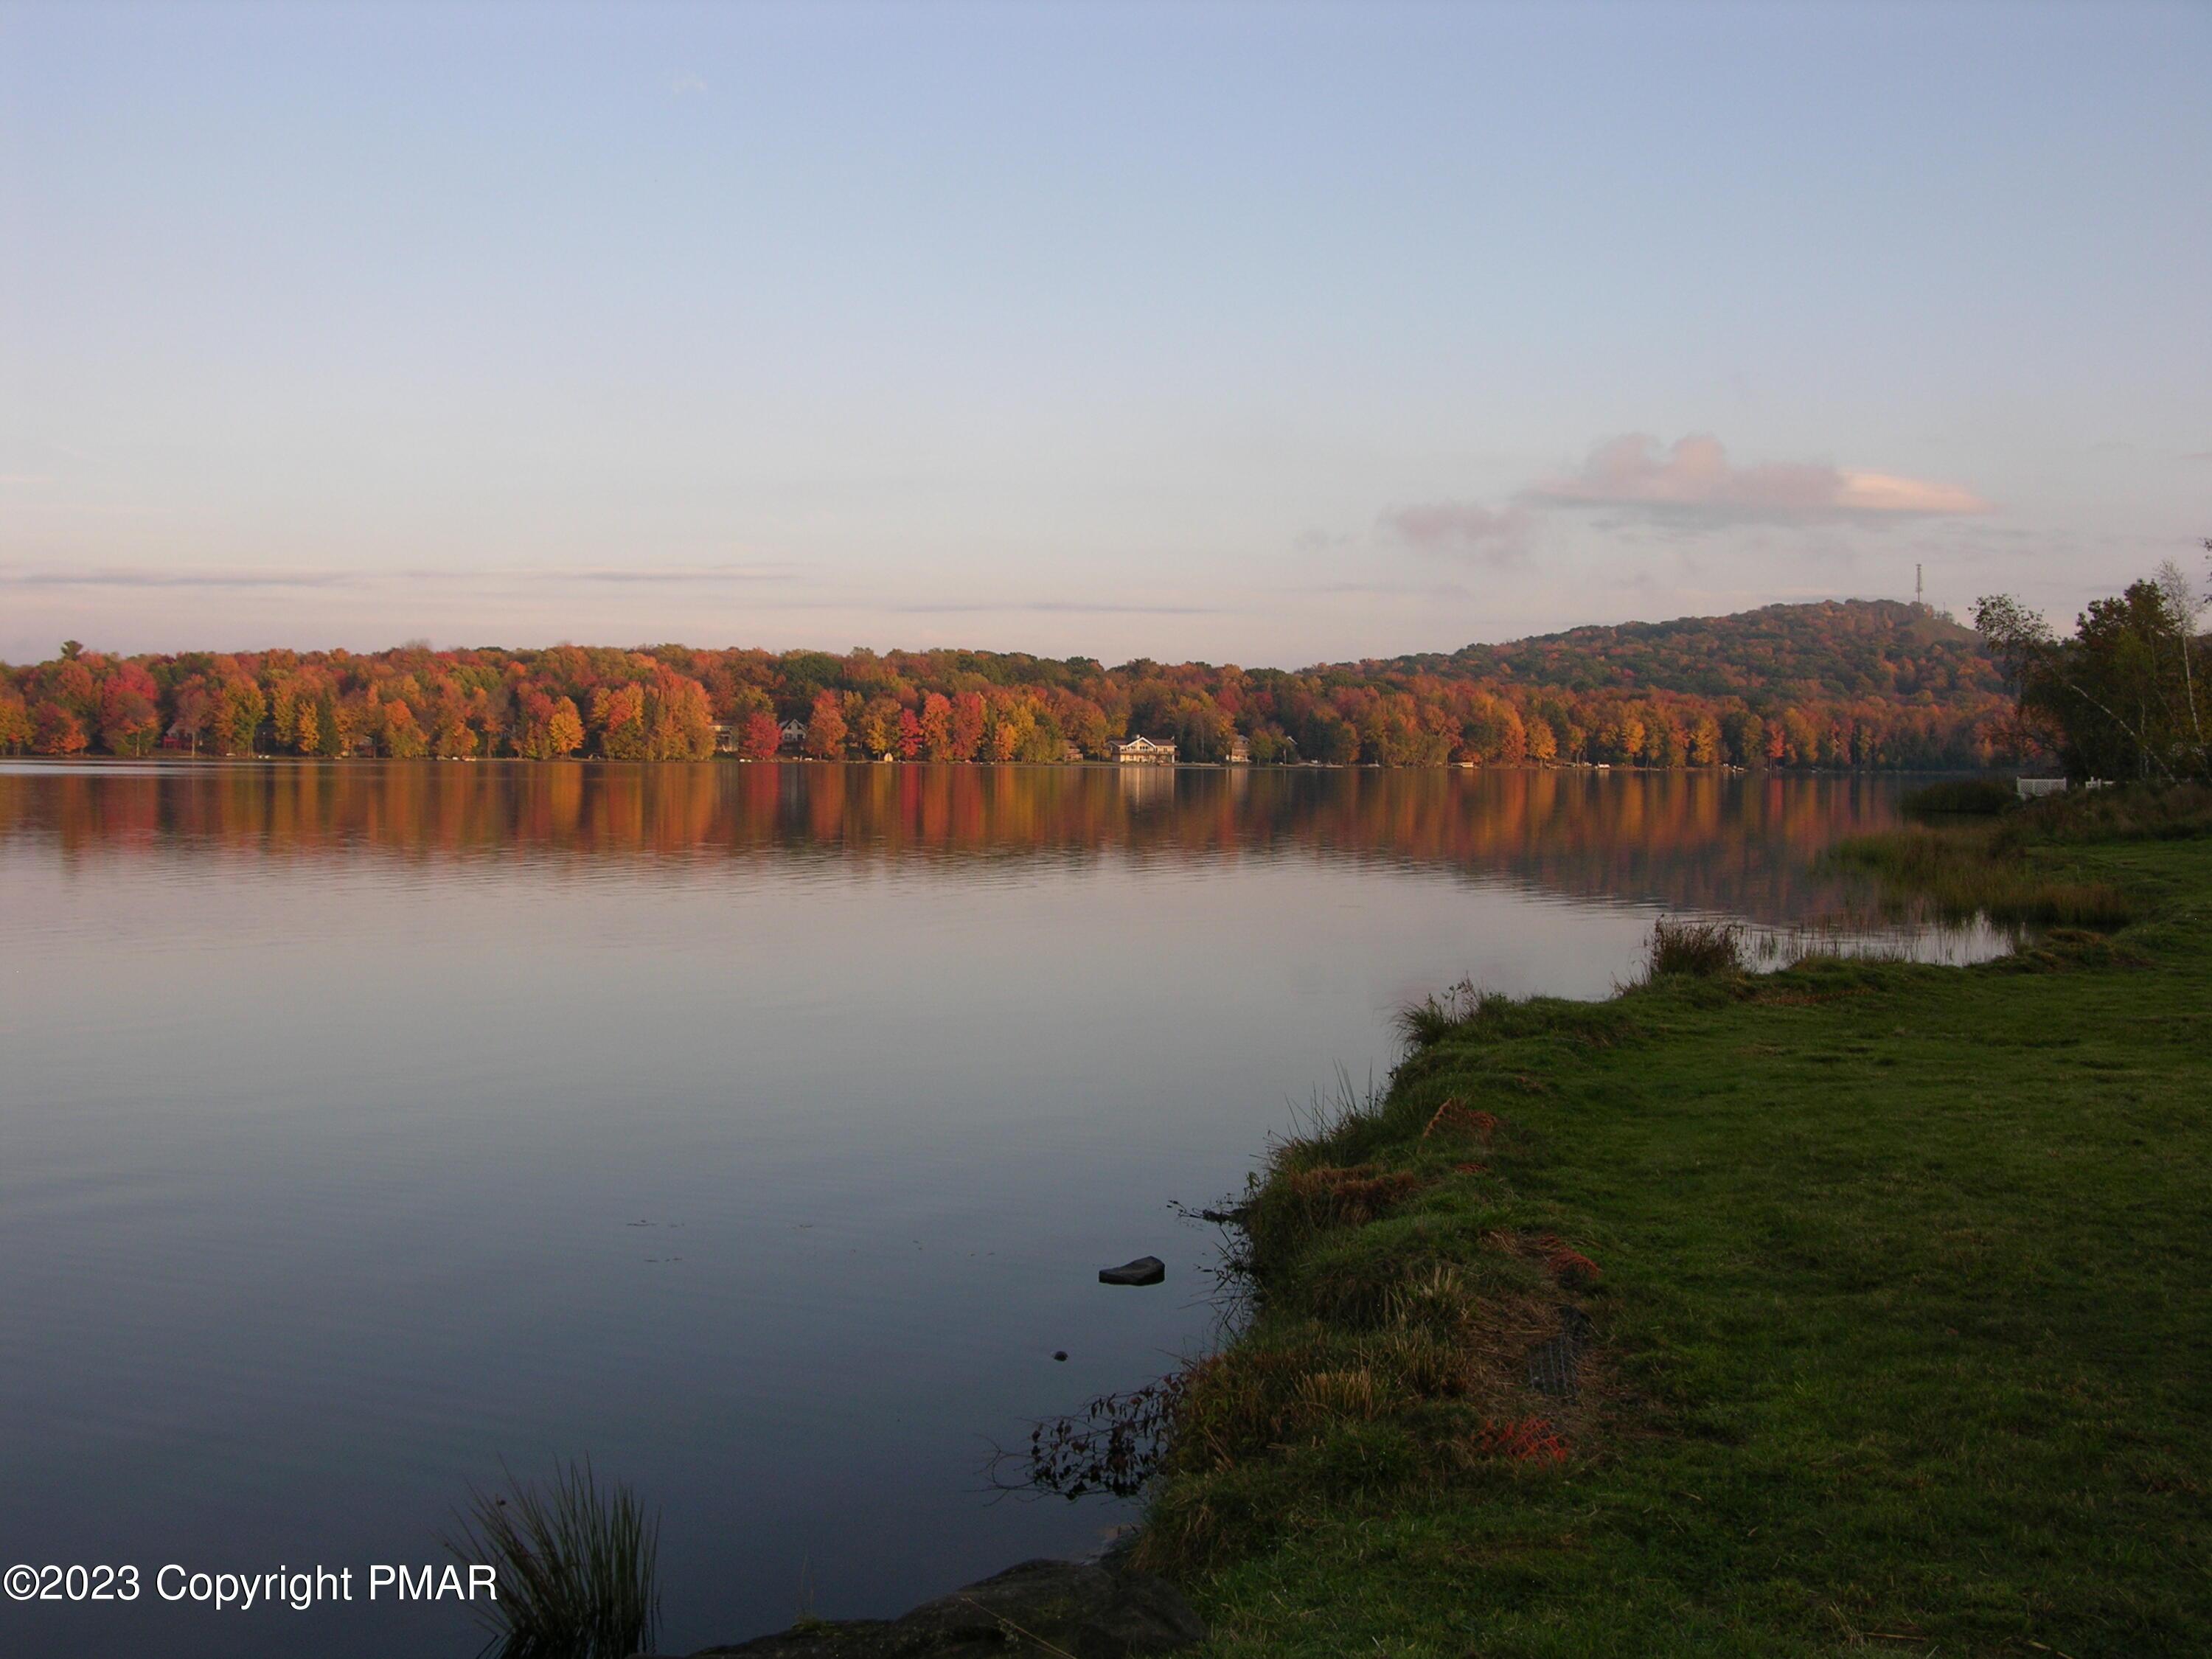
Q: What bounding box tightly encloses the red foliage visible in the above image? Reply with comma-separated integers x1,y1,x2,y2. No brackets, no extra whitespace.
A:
1474,1416,1571,1464
1528,1232,1601,1286
0,597,2023,768
1422,1099,1501,1143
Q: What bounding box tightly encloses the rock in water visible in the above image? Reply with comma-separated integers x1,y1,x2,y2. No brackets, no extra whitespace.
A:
1097,1256,1165,1287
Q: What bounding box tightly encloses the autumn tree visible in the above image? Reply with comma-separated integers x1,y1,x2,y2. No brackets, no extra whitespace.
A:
380,698,428,759
592,684,650,759
0,686,32,753
804,689,848,759
950,692,986,761
216,677,267,754
33,700,88,754
99,662,164,756
546,697,585,759
919,692,955,759
739,710,782,759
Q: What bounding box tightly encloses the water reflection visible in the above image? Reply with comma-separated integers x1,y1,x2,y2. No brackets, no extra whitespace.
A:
0,759,1980,1659
1,760,1924,925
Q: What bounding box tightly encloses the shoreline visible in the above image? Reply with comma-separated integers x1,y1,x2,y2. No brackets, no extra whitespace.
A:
1096,791,2212,1654
0,752,2000,778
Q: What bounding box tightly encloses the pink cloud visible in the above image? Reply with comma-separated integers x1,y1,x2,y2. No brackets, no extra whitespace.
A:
1529,434,1989,522
1380,500,1531,564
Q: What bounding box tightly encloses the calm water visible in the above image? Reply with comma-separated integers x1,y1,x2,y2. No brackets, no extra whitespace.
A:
1,762,1970,1657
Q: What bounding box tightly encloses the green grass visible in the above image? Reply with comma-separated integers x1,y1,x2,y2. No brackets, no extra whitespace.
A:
1138,792,2212,1657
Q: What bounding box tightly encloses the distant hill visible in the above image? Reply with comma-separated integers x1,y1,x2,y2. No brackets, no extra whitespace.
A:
1375,600,2000,706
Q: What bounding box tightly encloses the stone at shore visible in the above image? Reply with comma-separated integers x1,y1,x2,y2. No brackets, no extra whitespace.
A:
664,1557,1206,1658
1097,1256,1166,1287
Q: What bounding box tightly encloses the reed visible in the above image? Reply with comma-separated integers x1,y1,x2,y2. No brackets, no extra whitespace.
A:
445,1461,660,1659
1641,917,1745,980
1825,824,2135,927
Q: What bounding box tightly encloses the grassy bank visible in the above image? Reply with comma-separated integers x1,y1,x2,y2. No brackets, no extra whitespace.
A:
1135,792,2212,1656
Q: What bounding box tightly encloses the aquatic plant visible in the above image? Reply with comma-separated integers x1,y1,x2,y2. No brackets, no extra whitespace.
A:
445,1460,659,1659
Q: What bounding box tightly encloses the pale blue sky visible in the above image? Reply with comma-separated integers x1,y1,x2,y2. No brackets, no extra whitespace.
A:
3,0,2207,665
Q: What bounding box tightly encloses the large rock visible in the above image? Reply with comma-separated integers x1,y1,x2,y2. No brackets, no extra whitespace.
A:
1097,1256,1166,1287
676,1558,1205,1658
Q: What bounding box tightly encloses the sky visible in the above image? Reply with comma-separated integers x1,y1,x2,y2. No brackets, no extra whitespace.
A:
2,0,2207,669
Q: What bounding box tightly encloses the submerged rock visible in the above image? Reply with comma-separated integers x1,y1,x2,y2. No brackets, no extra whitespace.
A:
1097,1256,1165,1287
677,1557,1205,1657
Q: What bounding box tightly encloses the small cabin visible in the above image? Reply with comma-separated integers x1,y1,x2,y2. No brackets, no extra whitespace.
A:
778,719,809,752
1110,734,1178,765
1225,734,1251,765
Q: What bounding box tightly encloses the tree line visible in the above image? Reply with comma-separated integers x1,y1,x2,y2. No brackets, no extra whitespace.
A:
1975,551,2212,784
1,602,2028,770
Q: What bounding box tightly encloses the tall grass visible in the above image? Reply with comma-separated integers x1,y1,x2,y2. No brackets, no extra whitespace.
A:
2001,779,2212,846
1826,825,2135,928
445,1461,660,1659
1641,917,1745,980
1396,980,1506,1048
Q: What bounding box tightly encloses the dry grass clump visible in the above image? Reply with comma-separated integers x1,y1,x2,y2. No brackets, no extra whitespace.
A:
1277,1164,1428,1226
1469,1416,1573,1465
1132,1192,1595,1573
1242,1163,1430,1270
1422,1097,1502,1144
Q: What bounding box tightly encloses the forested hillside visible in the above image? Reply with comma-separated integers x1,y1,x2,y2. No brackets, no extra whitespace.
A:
1380,599,2000,702
0,600,2021,770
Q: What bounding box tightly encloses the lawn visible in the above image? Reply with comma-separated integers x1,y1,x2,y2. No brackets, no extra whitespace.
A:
1135,810,2212,1658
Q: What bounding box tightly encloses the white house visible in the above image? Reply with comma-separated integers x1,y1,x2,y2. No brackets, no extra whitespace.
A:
1110,734,1178,765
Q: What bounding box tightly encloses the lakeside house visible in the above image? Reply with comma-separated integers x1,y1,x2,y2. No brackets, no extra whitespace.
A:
1110,734,1177,765
1226,734,1251,764
778,719,808,753
711,723,738,754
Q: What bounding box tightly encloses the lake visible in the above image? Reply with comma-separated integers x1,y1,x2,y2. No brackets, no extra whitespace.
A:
0,761,1981,1656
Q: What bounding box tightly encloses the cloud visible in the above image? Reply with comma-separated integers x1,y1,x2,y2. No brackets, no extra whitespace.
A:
0,566,355,590
1528,434,1989,524
557,563,796,586
1378,500,1531,565
669,72,707,96
883,599,1218,616
0,562,800,591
